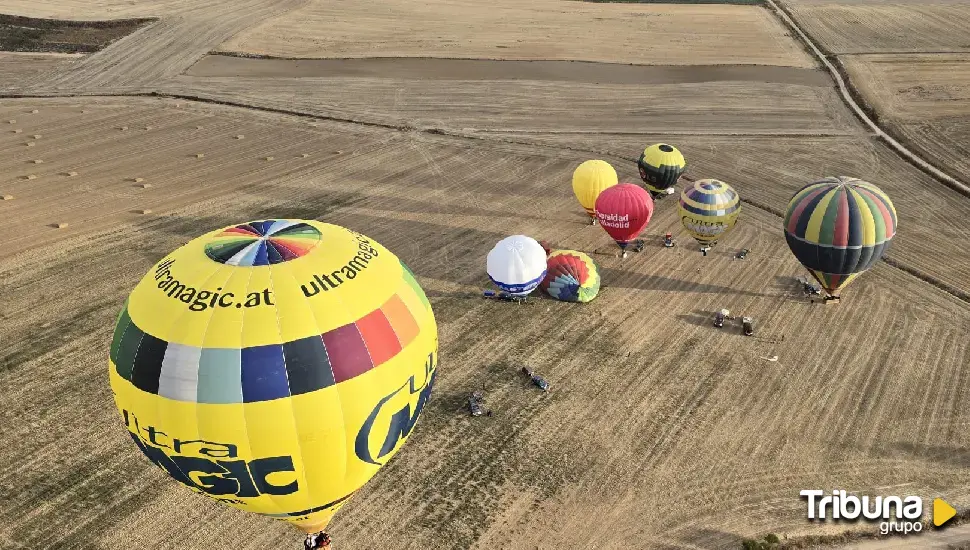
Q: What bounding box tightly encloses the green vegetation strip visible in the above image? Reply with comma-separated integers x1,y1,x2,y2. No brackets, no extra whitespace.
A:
0,13,155,54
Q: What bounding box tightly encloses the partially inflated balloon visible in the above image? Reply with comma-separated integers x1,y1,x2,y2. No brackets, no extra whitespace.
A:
540,250,601,303
595,183,654,251
109,219,438,534
784,176,897,296
486,235,548,296
678,179,741,249
638,143,686,198
572,160,618,222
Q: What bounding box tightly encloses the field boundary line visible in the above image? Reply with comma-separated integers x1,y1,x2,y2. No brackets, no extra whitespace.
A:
768,0,970,199
1,90,966,305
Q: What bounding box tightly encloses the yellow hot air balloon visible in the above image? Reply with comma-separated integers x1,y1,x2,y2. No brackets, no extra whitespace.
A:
572,160,618,225
108,219,438,534
678,179,741,252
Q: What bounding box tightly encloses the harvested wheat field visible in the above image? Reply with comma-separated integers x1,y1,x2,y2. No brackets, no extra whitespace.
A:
217,0,814,67
784,2,970,55
841,53,970,183
1,96,970,550
0,52,79,89
2,0,970,548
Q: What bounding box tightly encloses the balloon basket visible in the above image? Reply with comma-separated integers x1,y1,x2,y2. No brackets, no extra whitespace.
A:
621,251,628,259
823,295,841,305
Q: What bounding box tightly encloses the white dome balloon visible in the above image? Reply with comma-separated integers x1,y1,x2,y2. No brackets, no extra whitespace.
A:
486,235,548,296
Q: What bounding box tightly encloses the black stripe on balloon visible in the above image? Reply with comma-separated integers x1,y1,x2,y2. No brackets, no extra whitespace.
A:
131,333,167,394
283,335,335,395
846,191,864,250
115,316,143,380
110,308,133,366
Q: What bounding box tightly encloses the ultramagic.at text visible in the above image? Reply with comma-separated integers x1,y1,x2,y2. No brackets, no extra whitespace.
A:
801,490,922,521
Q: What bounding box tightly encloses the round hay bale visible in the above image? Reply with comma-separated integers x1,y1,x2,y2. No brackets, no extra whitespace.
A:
32,134,41,139
81,109,88,113
131,177,145,183
8,120,15,124
235,134,245,139
24,174,37,180
144,126,152,130
264,156,274,161
196,125,204,130
119,126,128,131
195,153,205,158
138,183,152,188
334,150,343,155
12,129,21,133
31,159,43,164
136,209,152,215
52,222,68,229
300,153,310,158
2,195,13,201
25,142,35,147
65,171,78,177
30,109,38,114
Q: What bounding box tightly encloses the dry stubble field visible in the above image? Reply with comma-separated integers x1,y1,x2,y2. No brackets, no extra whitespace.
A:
783,0,970,185
1,0,970,548
840,53,970,185
1,97,970,550
217,0,814,67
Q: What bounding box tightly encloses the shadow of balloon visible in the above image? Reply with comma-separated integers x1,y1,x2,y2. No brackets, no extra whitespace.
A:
677,309,715,328
423,289,483,299
599,267,767,297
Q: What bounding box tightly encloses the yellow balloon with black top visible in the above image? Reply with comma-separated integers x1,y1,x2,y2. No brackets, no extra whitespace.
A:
108,219,438,533
637,143,686,197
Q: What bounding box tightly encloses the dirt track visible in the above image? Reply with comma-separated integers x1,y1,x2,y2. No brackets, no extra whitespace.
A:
1,1,970,549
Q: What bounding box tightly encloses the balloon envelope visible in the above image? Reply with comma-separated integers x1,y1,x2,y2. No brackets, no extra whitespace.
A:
540,250,601,303
486,235,548,296
595,183,654,249
638,143,686,196
784,176,897,295
572,160,618,221
678,179,741,247
109,219,438,533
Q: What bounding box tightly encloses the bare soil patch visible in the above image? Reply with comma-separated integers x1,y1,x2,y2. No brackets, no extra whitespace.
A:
216,0,815,67
0,13,153,54
189,54,831,86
